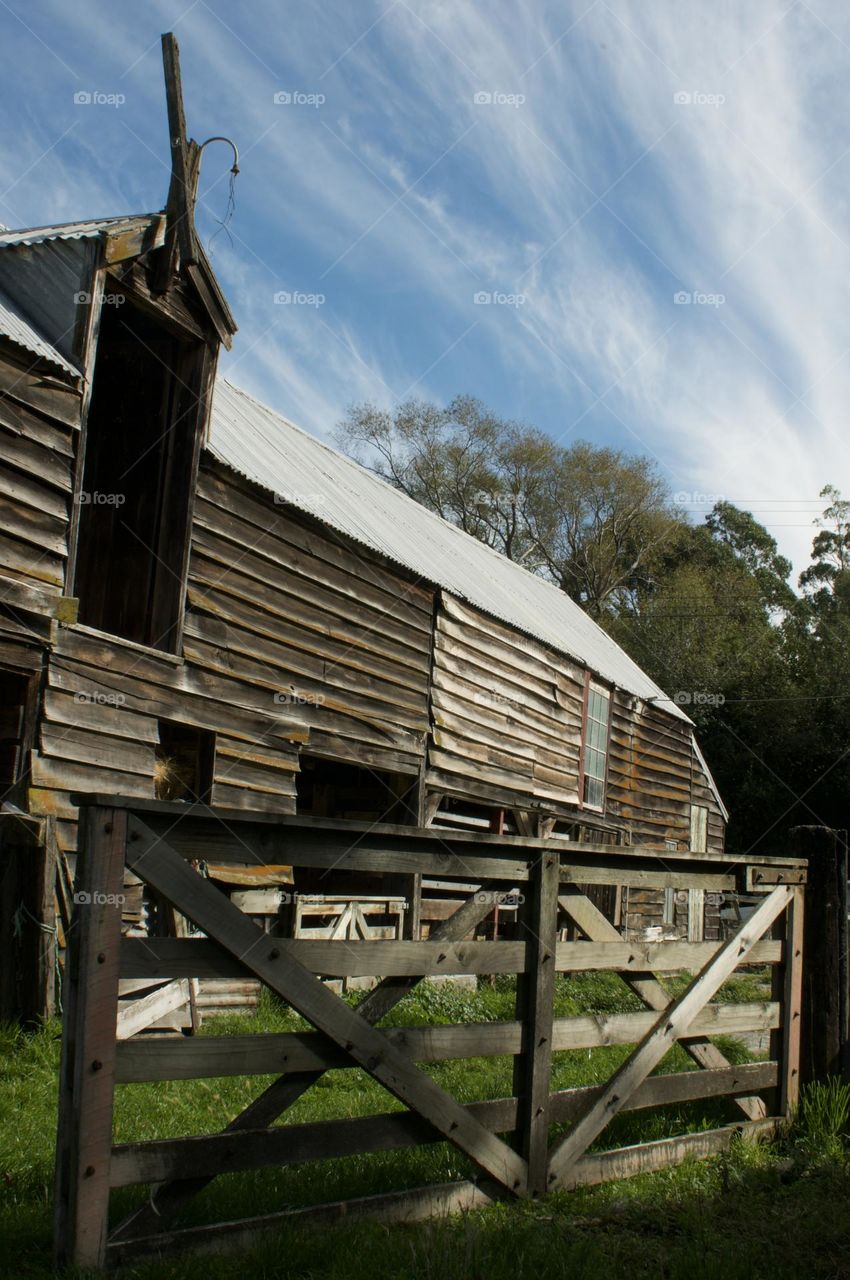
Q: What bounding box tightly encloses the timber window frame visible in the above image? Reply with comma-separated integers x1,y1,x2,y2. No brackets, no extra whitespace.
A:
69,277,214,654
579,675,611,812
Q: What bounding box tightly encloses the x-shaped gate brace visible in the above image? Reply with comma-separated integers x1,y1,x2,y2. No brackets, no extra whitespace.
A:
55,807,799,1268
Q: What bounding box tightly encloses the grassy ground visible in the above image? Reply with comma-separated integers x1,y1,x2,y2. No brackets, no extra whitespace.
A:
2,971,849,1279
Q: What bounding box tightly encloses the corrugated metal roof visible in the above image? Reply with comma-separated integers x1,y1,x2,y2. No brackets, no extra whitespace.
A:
0,290,80,379
209,379,689,719
0,213,157,249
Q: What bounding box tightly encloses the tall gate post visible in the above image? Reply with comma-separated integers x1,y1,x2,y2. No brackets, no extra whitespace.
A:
54,806,127,1270
512,849,559,1196
791,826,849,1084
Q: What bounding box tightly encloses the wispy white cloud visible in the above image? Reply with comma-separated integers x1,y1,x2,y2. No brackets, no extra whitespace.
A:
0,0,846,567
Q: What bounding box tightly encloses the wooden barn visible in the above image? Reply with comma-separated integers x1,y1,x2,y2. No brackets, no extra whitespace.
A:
0,52,728,1025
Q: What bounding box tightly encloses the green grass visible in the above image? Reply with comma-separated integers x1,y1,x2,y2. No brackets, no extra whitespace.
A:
2,972,848,1279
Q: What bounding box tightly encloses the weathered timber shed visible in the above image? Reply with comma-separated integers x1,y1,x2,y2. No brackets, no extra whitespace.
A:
0,214,726,1015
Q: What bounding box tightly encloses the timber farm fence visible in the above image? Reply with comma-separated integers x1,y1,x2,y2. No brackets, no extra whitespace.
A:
54,796,808,1269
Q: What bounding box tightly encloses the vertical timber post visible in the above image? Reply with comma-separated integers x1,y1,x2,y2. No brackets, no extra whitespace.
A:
791,826,849,1084
512,847,559,1196
54,806,127,1270
772,885,804,1115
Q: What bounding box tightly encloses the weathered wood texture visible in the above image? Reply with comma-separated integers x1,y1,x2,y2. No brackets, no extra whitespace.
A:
53,807,126,1271
0,379,79,592
107,1118,781,1266
428,593,584,812
187,461,433,777
52,802,804,1269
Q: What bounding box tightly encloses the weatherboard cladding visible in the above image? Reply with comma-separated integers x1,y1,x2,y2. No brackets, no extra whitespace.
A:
0,219,687,720
208,379,689,720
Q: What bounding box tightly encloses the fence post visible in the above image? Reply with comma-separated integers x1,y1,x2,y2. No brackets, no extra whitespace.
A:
791,826,849,1084
54,806,127,1270
772,886,804,1116
512,848,559,1196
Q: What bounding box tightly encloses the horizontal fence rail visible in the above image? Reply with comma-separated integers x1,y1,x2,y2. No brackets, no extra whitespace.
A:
54,797,807,1270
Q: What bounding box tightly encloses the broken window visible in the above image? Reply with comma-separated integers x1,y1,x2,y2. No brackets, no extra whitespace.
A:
73,296,208,651
155,721,215,803
0,668,34,807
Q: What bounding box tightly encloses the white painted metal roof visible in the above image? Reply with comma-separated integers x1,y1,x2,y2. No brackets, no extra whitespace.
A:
209,379,688,719
0,214,157,249
0,290,80,379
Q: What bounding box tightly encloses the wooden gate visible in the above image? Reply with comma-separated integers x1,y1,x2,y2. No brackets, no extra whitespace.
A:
54,797,807,1269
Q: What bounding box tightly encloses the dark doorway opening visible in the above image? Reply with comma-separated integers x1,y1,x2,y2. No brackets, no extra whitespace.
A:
74,297,207,651
295,754,417,823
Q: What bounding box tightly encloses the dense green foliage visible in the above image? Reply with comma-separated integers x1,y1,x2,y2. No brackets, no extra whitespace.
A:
338,400,849,853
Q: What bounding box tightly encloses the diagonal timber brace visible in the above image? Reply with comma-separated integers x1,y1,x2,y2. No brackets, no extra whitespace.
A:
113,875,519,1240
548,884,793,1189
119,819,529,1206
558,889,767,1121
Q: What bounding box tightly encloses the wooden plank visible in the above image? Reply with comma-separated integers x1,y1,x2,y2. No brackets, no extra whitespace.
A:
119,933,780,980
778,885,804,1114
561,1117,780,1191
40,724,156,776
119,936,525,978
108,1181,498,1266
70,794,804,867
111,880,517,1241
122,818,530,1197
116,980,190,1041
513,851,559,1193
195,468,434,625
130,816,534,883
109,1062,779,1187
30,751,154,799
0,362,81,427
107,1118,780,1265
115,1001,780,1082
53,807,126,1271
547,884,792,1187
558,887,769,1121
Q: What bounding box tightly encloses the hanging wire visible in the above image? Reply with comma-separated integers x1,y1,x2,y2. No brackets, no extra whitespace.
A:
195,135,240,254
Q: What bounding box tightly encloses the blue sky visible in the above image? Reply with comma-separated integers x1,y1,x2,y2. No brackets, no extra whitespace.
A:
2,0,848,571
